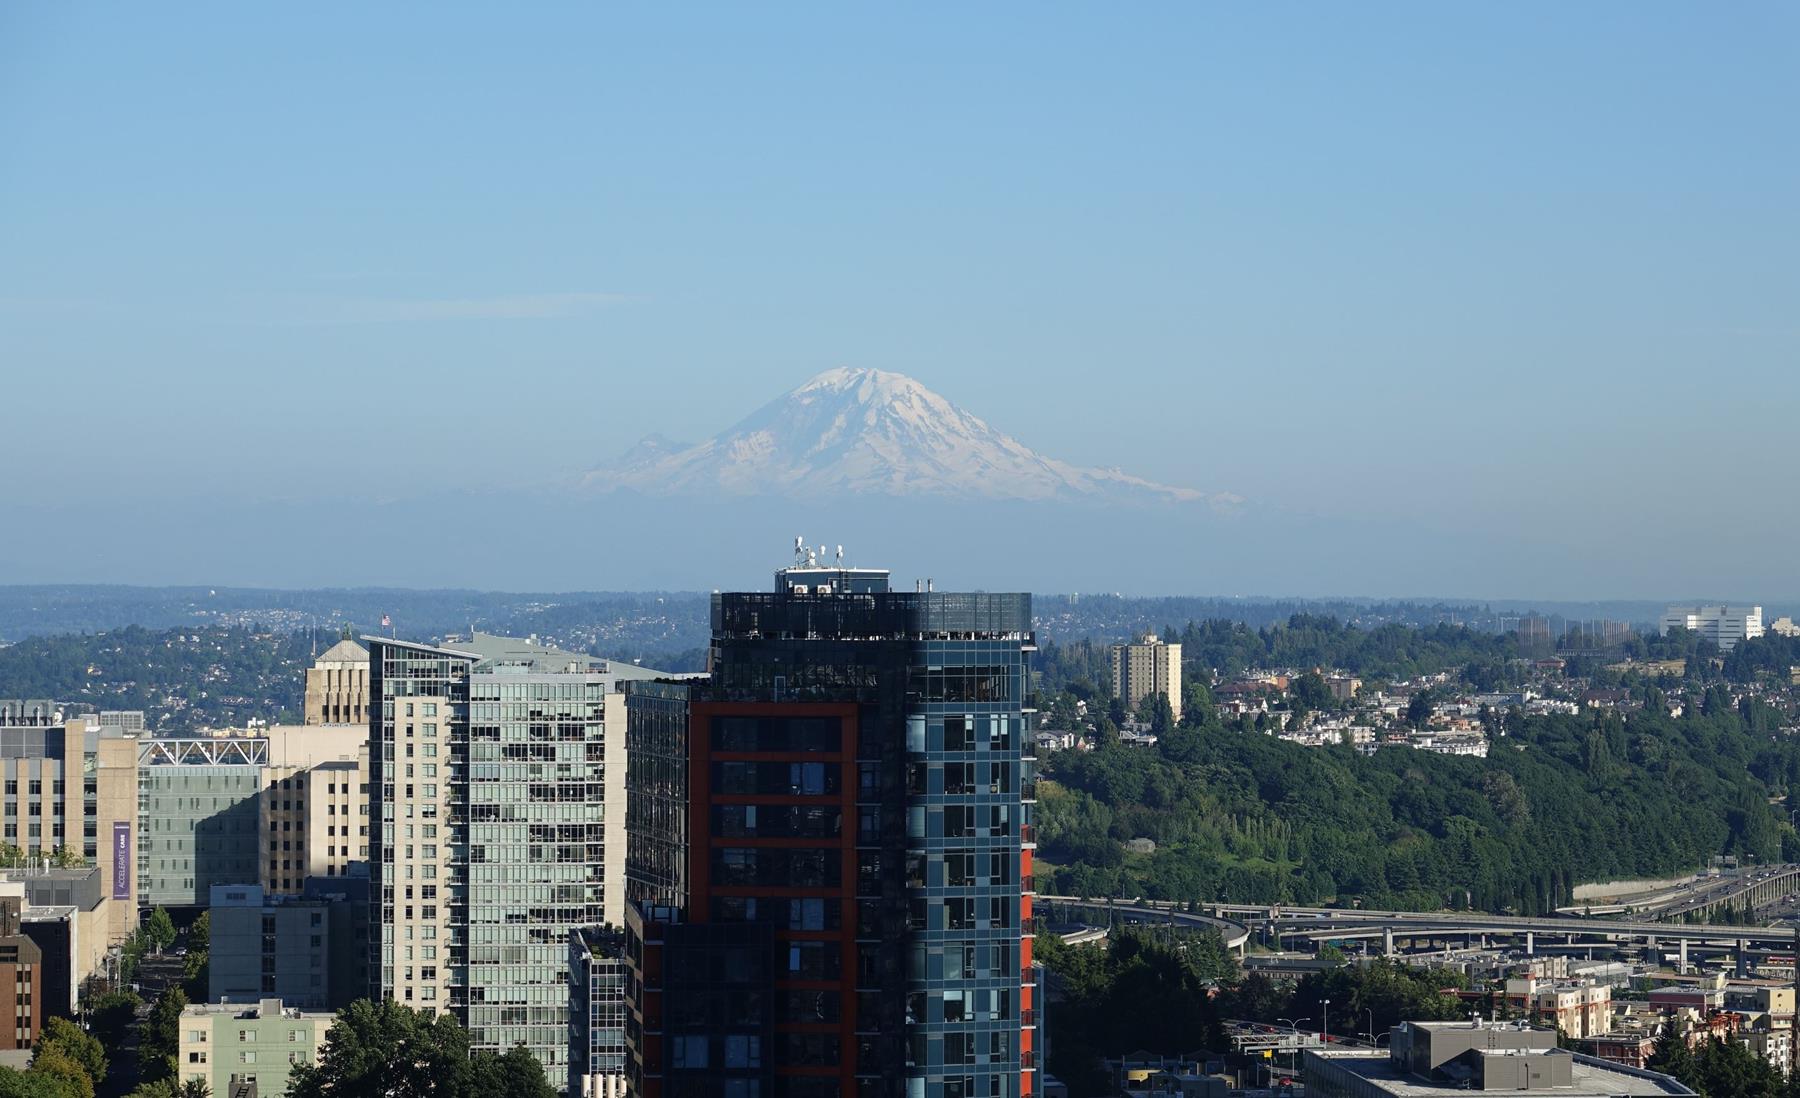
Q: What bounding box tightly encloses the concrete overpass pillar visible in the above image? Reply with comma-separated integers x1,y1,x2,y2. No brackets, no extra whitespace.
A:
1678,939,1688,973
1383,927,1394,957
1525,932,1535,956
1737,940,1750,978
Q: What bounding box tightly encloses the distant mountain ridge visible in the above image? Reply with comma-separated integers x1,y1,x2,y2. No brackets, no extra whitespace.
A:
584,367,1236,505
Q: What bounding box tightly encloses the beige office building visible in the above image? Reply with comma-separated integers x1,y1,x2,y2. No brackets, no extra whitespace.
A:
1111,635,1183,722
259,725,371,897
303,639,370,726
0,707,140,943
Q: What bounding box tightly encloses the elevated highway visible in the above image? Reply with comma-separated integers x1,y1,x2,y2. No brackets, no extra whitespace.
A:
1039,896,1798,973
1038,895,1251,950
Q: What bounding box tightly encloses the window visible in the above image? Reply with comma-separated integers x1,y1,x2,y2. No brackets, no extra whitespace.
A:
724,1035,762,1069
672,1035,708,1069
943,717,972,751
947,898,976,930
944,1034,975,1066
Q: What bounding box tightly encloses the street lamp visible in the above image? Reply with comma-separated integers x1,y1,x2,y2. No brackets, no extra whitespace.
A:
1278,1019,1312,1079
1324,999,1332,1041
1366,1008,1377,1045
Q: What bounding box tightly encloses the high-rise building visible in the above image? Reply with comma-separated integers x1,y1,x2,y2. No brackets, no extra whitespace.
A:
368,632,655,1092
1110,635,1182,722
305,638,371,726
624,554,1038,1098
1660,605,1765,651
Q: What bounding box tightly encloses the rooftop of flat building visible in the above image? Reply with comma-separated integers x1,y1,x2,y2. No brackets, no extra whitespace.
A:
368,631,676,682
1312,1049,1692,1097
182,997,334,1021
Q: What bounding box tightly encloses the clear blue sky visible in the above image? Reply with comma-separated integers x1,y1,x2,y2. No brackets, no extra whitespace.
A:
3,4,1795,597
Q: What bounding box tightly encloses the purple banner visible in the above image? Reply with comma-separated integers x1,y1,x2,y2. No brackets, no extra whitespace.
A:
111,822,131,900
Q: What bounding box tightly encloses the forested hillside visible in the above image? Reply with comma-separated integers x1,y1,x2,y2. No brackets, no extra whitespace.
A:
1038,685,1798,912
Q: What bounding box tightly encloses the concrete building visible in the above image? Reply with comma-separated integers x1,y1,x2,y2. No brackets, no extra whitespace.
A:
1660,606,1765,651
570,926,628,1098
0,708,140,943
209,884,361,1010
369,632,654,1092
304,638,370,726
138,737,266,909
179,997,332,1098
1111,635,1182,722
140,726,371,908
4,868,110,1018
1305,1021,1694,1098
0,884,42,1051
1768,617,1800,639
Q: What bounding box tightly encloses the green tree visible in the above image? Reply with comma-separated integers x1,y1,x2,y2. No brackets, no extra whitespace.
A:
33,1018,105,1089
0,1065,80,1098
1405,690,1435,729
468,1046,556,1098
85,988,142,1046
1292,672,1333,711
25,1049,92,1098
143,908,177,953
288,999,555,1098
139,987,188,1085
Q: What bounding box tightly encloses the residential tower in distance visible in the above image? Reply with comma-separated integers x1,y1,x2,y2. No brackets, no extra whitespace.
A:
1111,634,1182,722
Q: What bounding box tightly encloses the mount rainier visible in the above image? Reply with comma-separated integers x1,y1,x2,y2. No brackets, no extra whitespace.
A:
584,368,1234,506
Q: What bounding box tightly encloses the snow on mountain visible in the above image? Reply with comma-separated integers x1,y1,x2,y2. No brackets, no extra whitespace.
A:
583,367,1236,505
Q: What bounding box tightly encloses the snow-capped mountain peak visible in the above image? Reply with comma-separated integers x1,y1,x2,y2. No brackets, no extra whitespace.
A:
584,368,1234,505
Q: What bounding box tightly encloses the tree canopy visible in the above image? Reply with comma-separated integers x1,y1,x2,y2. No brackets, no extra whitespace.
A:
1039,691,1800,912
287,999,556,1098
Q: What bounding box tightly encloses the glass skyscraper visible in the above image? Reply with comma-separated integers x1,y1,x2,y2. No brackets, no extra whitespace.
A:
624,559,1037,1098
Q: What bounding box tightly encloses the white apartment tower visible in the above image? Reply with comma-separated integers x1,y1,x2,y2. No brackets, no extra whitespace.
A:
367,632,658,1092
1660,605,1764,651
1111,634,1183,722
